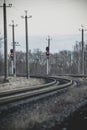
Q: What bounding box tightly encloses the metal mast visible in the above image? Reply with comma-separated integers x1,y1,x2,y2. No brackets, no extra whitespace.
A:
0,0,12,81
21,10,32,78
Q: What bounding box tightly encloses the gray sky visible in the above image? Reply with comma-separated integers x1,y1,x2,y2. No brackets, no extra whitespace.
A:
0,0,87,53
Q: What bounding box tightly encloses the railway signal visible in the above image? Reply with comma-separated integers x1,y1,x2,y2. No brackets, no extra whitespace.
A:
46,36,52,75
46,46,50,57
10,49,14,75
9,20,18,77
10,49,13,60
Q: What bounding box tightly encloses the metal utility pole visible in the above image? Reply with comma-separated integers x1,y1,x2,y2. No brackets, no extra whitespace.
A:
21,10,32,79
9,20,18,77
79,25,87,75
0,0,12,81
46,36,52,75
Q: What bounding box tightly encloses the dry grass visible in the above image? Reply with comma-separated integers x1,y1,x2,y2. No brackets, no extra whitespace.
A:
0,77,45,92
0,77,87,130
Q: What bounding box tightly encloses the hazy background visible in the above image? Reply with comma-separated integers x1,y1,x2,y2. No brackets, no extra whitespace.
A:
0,0,87,53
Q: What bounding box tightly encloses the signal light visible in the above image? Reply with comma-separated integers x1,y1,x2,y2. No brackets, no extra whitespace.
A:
10,49,13,53
10,49,13,60
46,46,50,56
46,46,49,51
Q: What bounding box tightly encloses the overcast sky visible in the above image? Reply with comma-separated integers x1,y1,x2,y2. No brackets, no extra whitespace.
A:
0,0,87,53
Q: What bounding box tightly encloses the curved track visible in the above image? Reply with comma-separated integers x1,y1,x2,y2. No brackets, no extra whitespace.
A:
0,76,74,105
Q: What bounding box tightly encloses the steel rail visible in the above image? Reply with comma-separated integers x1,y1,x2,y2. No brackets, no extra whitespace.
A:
0,77,56,97
0,77,73,105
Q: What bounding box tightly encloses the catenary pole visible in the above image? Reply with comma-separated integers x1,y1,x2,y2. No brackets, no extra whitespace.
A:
21,10,32,78
0,0,12,81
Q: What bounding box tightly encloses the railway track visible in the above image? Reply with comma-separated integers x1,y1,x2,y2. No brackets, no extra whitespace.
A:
0,76,74,105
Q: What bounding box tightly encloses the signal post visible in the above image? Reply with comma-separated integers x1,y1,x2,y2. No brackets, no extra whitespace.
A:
9,20,18,76
46,36,52,75
10,49,14,75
